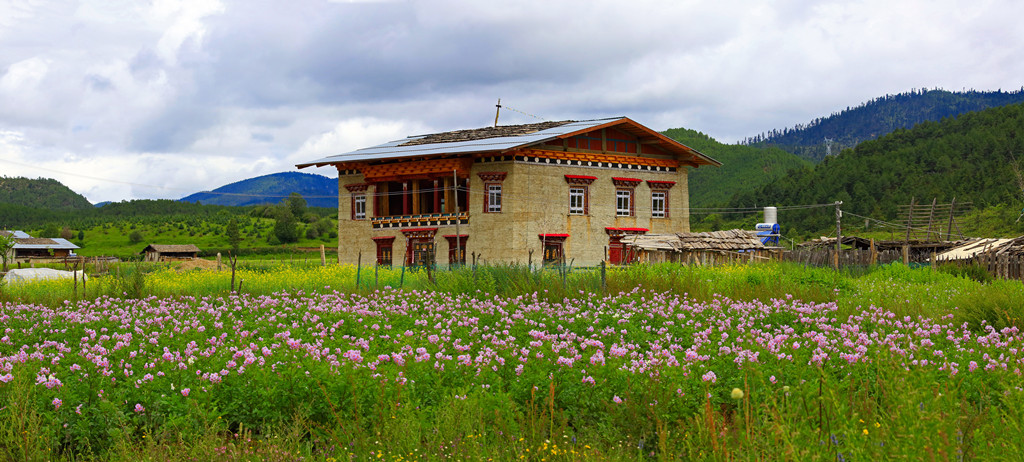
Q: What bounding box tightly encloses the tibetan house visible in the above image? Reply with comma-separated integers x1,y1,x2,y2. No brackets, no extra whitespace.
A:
297,117,720,267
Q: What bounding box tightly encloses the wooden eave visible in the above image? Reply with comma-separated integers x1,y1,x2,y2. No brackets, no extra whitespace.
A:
515,117,720,168
304,117,719,170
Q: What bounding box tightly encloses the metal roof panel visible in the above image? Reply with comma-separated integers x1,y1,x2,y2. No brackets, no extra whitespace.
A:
297,118,624,167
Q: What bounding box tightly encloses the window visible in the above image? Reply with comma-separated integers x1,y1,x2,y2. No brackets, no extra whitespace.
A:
353,194,366,220
612,177,641,217
445,235,468,266
478,172,507,214
565,175,596,215
410,241,435,267
486,184,502,213
345,183,370,220
651,191,667,218
646,180,676,219
616,189,633,216
373,237,395,267
538,234,568,266
402,228,437,267
569,187,587,215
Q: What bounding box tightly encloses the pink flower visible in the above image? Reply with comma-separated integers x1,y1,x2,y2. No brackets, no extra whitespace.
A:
181,388,190,397
134,403,145,413
52,398,62,410
613,395,623,404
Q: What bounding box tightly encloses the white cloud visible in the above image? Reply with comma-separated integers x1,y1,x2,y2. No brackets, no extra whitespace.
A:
2,0,1024,201
293,117,430,164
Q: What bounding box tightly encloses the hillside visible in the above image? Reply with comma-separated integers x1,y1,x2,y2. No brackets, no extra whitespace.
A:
662,128,810,208
0,176,93,210
180,172,338,208
729,102,1024,237
746,88,1024,162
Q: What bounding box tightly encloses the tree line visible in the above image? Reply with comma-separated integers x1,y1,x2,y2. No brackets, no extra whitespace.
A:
728,102,1024,237
743,88,1024,162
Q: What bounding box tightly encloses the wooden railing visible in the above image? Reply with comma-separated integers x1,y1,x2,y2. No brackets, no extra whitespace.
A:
370,211,469,229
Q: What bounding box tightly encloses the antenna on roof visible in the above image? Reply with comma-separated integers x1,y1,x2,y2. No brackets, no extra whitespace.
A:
494,98,501,127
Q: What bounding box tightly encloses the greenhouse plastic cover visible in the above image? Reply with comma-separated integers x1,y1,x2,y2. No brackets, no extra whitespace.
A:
3,268,88,284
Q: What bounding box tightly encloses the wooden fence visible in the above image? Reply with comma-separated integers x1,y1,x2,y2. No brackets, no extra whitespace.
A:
939,253,1024,281
780,249,907,267
646,247,1024,283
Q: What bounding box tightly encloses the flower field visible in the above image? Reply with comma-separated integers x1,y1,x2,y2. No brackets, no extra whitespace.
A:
2,262,1024,460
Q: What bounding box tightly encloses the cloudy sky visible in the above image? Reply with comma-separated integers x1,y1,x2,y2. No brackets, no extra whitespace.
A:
2,0,1022,203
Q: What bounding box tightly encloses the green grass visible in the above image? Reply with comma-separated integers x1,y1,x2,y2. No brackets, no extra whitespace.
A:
30,217,339,260
2,261,1023,460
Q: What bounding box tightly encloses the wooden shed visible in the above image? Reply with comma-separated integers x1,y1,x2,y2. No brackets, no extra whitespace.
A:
141,244,201,262
622,229,771,265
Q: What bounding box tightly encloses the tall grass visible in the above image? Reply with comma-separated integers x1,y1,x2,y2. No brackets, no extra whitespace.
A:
4,261,1024,329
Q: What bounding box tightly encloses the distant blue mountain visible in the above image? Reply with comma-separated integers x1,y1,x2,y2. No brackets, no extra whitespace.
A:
179,172,338,208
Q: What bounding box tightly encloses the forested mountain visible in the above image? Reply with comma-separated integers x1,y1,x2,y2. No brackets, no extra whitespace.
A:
661,128,811,208
745,88,1024,162
730,102,1024,236
0,176,93,210
180,172,337,208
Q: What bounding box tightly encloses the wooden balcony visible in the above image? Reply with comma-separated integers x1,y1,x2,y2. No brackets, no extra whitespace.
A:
371,211,469,229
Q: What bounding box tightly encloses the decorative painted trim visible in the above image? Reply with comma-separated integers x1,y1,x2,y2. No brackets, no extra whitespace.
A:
371,212,469,229
478,155,678,173
564,174,597,185
401,228,437,240
612,177,642,188
345,183,370,192
476,171,507,182
371,236,396,242
646,180,676,190
604,227,649,235
538,234,569,240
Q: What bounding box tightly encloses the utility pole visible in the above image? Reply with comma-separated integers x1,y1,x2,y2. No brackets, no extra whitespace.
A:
835,201,843,270
454,169,461,267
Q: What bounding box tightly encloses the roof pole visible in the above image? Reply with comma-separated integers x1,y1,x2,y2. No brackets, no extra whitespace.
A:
494,98,501,127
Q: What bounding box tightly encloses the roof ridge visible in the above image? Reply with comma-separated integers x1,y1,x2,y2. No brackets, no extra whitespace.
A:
398,120,579,147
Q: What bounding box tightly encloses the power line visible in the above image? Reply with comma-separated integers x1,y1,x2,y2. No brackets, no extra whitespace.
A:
0,157,338,199
343,182,836,216
502,105,546,121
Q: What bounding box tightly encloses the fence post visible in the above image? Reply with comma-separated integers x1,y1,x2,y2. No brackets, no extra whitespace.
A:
355,251,362,290
320,245,326,266
600,260,607,293
902,245,910,265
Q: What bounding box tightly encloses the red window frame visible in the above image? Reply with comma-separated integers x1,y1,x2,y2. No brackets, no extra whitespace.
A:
646,180,675,219
615,189,634,217
538,234,569,266
564,175,596,216
444,234,468,265
484,183,502,213
568,186,588,215
372,236,395,267
478,172,507,214
651,191,668,218
352,194,367,220
346,183,370,220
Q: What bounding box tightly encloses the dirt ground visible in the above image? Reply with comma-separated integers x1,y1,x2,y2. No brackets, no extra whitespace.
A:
175,258,221,271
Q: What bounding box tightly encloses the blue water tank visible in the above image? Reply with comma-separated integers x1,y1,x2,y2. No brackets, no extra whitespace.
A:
755,223,780,246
